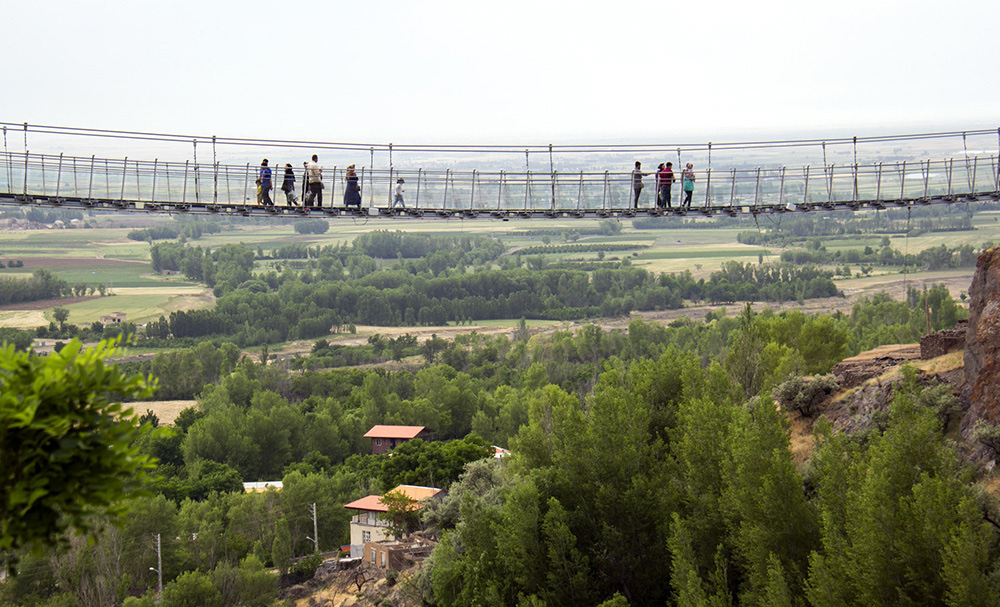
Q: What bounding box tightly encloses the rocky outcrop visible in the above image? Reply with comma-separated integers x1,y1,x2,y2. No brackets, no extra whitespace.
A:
963,248,1000,434
920,320,967,359
831,344,921,389
821,379,897,434
822,364,964,435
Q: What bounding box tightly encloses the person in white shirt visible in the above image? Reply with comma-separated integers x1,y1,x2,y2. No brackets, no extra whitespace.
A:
393,178,405,208
305,154,323,207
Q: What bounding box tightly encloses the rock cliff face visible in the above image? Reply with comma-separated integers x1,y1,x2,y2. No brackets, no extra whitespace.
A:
963,248,1000,434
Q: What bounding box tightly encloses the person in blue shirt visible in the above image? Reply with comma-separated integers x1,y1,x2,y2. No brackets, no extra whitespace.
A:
258,159,273,206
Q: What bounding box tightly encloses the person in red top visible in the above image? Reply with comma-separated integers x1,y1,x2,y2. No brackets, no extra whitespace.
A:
656,162,675,209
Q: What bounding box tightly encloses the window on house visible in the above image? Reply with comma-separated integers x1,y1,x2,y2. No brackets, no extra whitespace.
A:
375,438,383,446
382,551,387,567
371,548,376,564
362,531,371,543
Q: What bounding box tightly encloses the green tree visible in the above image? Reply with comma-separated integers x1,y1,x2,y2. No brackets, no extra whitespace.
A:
161,570,222,607
721,397,818,603
271,518,293,576
0,338,159,564
51,307,70,331
797,315,849,374
726,303,766,399
0,552,57,606
279,469,357,556
379,435,491,490
188,460,244,500
378,490,420,540
0,327,33,351
49,523,132,607
211,554,277,607
540,497,596,606
806,377,1000,606
667,513,731,607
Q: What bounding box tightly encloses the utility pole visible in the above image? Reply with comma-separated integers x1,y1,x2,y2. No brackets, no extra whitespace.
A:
151,533,163,602
307,503,319,554
925,285,931,334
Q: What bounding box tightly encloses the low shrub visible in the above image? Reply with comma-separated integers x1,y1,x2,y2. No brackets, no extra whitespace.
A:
773,374,839,417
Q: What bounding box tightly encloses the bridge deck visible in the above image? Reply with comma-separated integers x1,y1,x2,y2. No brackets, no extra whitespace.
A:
1,191,997,219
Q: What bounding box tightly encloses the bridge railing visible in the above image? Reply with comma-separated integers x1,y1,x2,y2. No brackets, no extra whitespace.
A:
2,150,998,213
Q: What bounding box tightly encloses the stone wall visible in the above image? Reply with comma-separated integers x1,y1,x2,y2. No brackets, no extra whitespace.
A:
920,320,967,359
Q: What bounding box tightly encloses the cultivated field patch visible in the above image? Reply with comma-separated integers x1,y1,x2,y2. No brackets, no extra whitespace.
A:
123,400,197,426
836,269,973,299
0,310,48,328
2,257,142,268
61,290,213,325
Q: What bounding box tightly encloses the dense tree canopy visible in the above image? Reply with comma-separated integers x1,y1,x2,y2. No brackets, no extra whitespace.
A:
420,358,1000,607
143,231,843,347
0,268,69,306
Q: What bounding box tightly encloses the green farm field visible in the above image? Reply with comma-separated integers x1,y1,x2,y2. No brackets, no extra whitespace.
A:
0,225,210,327
1,210,997,331
0,286,214,329
0,228,151,260
58,287,214,326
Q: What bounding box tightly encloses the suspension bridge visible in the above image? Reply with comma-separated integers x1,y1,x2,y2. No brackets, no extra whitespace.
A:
1,122,998,220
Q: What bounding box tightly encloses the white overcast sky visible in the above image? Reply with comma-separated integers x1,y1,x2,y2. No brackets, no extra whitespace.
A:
2,0,998,147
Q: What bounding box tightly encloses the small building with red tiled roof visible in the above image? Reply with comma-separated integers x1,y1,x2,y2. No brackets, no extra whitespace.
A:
343,484,441,558
364,425,425,455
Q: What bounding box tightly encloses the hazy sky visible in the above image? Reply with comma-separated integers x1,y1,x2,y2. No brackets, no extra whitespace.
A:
2,0,998,147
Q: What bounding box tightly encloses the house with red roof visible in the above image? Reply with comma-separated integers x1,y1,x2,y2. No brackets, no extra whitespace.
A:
364,424,425,455
343,484,442,558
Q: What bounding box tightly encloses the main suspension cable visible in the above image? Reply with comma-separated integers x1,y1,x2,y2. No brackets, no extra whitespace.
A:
2,121,996,156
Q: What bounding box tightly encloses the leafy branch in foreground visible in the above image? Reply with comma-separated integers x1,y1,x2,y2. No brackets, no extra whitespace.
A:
0,337,162,568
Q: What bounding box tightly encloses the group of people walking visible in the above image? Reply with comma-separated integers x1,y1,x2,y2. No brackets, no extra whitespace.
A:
256,156,399,209
258,156,696,211
256,157,321,207
632,161,696,210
